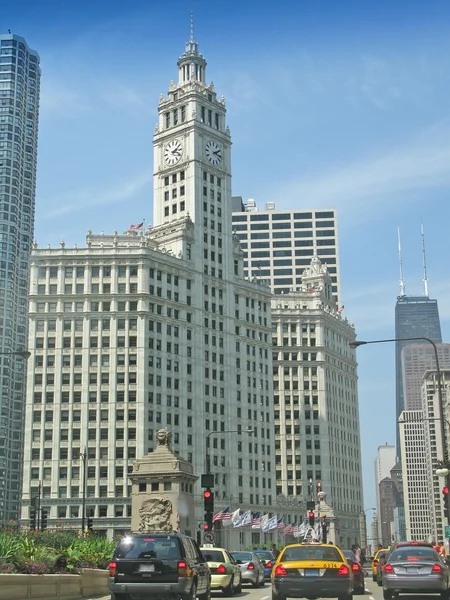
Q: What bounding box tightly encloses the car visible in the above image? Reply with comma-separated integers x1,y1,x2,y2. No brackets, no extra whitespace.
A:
108,532,211,600
392,541,433,551
342,550,365,595
372,548,389,581
382,544,450,600
253,549,276,579
230,550,265,587
271,542,353,600
200,547,242,596
376,551,388,586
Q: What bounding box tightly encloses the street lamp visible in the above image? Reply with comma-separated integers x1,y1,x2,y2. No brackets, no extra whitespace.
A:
0,349,31,359
349,337,445,461
205,427,254,475
80,449,87,535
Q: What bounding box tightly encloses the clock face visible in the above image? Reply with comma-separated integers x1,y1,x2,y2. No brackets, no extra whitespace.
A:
205,140,222,166
164,139,183,166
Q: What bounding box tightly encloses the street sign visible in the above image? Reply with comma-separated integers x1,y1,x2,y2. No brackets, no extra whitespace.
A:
204,531,214,543
445,525,450,538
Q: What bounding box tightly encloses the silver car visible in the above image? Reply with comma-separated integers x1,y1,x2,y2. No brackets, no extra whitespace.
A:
382,545,450,600
230,551,265,587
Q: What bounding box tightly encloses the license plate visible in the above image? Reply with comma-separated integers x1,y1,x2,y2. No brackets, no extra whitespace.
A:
407,568,418,573
305,569,319,577
139,564,155,572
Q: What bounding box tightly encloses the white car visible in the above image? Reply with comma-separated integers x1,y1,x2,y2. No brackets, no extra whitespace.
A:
230,551,265,587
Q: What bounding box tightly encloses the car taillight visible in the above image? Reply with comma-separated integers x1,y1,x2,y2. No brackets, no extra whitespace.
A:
266,562,272,568
384,564,394,573
248,562,255,570
178,560,188,576
216,564,226,574
109,561,117,577
432,564,443,573
352,563,360,572
275,564,287,576
338,564,349,576
373,560,379,566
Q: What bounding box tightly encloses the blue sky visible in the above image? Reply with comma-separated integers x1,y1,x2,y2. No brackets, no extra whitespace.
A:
3,0,450,527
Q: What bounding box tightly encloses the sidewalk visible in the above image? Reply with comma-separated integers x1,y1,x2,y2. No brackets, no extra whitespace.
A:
82,596,109,600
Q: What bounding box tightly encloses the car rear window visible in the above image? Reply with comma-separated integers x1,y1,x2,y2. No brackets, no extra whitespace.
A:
281,546,342,562
202,550,226,562
255,551,273,560
390,548,437,562
232,552,253,561
343,551,356,561
114,536,181,560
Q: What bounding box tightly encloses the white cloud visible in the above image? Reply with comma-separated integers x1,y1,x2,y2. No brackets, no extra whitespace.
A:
44,171,152,218
270,119,450,212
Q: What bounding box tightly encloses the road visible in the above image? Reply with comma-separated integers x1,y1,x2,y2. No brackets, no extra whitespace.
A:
84,574,446,600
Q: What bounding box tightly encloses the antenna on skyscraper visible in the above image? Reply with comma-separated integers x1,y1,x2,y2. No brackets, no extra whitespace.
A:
398,227,405,297
190,10,195,42
421,221,429,297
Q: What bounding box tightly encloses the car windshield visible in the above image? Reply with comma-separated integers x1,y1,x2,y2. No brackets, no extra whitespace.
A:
281,547,342,562
231,552,253,561
255,551,273,560
390,548,438,562
202,550,226,562
114,536,180,560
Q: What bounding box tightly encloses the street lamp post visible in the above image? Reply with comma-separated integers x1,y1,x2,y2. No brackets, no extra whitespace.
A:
0,350,31,359
349,336,445,460
80,449,87,535
205,427,254,475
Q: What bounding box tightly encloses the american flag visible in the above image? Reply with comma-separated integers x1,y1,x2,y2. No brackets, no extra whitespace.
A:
130,222,144,230
251,512,261,528
337,305,345,313
284,523,295,535
277,517,285,530
213,507,231,522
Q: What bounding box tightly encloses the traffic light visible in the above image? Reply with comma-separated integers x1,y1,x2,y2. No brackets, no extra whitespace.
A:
30,506,36,531
203,488,214,531
443,486,449,519
196,530,201,545
40,509,48,530
87,516,93,532
308,511,315,527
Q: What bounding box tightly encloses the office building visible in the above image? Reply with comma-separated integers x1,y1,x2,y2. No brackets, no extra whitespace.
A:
271,253,363,548
378,477,400,547
374,444,396,541
21,33,283,542
399,410,433,541
402,343,450,410
395,295,442,454
231,198,340,303
0,33,40,522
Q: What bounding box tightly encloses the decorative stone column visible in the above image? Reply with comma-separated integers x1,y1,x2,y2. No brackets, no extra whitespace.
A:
316,491,338,545
129,429,198,536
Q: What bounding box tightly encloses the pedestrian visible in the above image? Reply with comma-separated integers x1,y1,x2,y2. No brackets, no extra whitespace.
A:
438,542,446,557
433,541,440,553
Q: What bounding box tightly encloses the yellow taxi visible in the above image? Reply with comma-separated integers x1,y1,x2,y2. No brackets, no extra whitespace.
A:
271,543,353,600
200,547,242,595
371,548,388,581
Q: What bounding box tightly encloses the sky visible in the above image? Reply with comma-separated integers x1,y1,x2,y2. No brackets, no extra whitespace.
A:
3,0,450,532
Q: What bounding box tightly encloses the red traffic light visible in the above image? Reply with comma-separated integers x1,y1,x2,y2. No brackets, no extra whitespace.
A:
308,511,314,517
203,490,212,499
443,487,449,495
203,523,209,530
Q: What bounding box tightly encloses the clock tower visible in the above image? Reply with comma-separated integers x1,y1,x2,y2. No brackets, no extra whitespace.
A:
152,26,233,272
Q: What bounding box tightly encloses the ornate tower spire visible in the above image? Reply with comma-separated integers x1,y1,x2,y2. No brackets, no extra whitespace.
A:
177,13,207,86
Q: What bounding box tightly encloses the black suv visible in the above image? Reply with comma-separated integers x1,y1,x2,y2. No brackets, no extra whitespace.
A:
108,532,211,600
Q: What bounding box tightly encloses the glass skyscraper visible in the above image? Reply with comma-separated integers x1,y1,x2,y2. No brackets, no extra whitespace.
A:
395,295,442,455
0,33,40,522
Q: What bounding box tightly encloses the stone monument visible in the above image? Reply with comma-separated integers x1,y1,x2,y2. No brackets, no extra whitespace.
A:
316,491,338,545
129,429,198,536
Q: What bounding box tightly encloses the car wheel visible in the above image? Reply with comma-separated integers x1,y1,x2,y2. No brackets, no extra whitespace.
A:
383,591,392,600
272,592,285,600
338,594,352,600
182,582,197,600
251,574,259,588
372,575,377,582
235,575,242,594
377,577,382,587
223,577,234,597
111,595,129,600
355,586,365,595
259,575,265,587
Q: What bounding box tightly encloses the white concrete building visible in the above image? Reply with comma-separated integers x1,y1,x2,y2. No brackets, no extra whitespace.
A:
271,254,363,548
399,410,433,541
21,33,279,542
374,444,396,541
402,344,450,411
231,199,340,304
